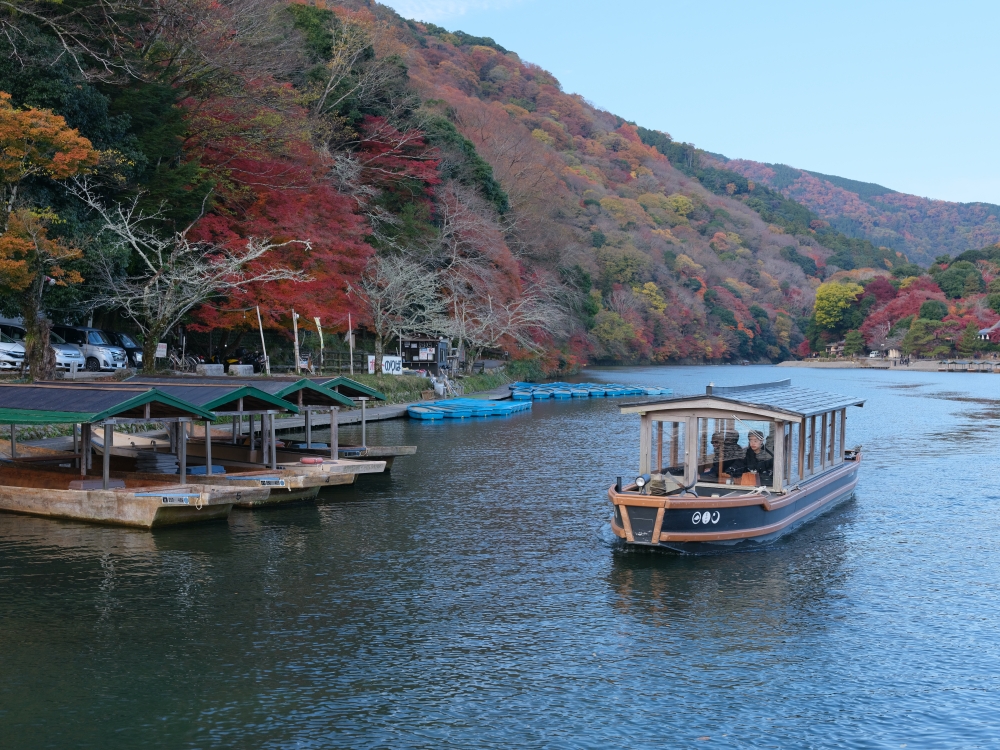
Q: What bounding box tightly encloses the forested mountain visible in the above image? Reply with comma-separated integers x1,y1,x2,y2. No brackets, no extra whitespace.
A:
718,159,1000,267
1,0,993,374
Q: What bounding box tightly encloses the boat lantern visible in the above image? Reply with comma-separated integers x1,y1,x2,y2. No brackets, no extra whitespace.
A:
635,473,651,489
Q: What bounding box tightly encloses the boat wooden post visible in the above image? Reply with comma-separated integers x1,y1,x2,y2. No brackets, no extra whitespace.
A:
671,422,679,467
102,421,112,489
771,421,785,491
305,407,312,447
331,407,339,461
656,421,663,473
828,410,836,464
639,413,652,474
839,408,846,463
249,413,255,451
699,418,708,470
179,419,187,484
684,416,698,485
820,413,827,472
798,420,805,480
717,418,724,479
808,415,816,475
205,419,212,475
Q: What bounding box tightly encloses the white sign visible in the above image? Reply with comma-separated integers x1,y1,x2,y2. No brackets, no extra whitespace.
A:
381,355,403,375
155,342,167,358
367,355,376,374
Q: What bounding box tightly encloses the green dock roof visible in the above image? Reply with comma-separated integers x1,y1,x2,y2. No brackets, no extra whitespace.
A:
0,384,217,424
313,376,387,401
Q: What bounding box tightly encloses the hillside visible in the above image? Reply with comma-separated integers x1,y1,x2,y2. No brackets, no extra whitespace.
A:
2,0,994,374
717,158,1000,267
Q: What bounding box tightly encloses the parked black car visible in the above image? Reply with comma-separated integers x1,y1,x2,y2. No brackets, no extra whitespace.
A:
103,330,144,368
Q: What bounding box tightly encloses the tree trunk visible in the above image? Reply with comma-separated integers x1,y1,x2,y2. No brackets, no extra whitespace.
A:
142,328,163,374
374,334,384,368
21,290,55,382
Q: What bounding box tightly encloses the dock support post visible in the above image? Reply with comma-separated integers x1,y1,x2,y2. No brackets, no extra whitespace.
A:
73,423,79,469
179,420,187,484
232,414,238,444
270,414,277,470
249,413,255,452
205,420,212,477
81,424,90,475
331,407,339,462
102,422,111,489
305,407,312,448
9,423,16,459
360,398,367,449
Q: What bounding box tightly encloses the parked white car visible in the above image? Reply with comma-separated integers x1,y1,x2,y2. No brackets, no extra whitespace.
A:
0,332,25,370
0,323,86,371
51,326,128,372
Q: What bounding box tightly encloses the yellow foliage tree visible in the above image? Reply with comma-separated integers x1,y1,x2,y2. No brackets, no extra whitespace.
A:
813,282,863,329
599,196,649,229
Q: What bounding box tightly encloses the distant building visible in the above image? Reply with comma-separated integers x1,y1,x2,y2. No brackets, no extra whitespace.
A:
825,340,846,357
978,320,1000,342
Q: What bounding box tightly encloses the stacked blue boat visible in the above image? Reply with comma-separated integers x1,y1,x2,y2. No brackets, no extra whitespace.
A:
509,382,672,401
407,397,533,421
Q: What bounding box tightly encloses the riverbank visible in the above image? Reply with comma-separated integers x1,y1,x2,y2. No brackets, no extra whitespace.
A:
778,359,943,371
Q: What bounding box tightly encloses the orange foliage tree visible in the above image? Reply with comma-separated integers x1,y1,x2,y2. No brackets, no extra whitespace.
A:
0,92,97,378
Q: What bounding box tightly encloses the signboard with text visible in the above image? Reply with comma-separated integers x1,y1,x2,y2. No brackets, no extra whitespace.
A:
367,355,376,374
155,342,167,358
381,356,402,375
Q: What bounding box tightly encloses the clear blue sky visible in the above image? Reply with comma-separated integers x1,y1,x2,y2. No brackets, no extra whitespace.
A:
379,0,1000,205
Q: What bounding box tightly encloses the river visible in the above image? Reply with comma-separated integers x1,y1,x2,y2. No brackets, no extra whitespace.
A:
1,366,998,748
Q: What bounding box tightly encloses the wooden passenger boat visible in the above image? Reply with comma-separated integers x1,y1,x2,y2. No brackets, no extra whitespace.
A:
609,379,864,553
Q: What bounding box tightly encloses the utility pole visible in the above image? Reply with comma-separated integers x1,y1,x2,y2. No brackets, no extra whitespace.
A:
256,306,270,375
292,309,301,375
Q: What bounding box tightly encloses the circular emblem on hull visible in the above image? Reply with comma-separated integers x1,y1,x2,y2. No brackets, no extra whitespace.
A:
692,511,721,525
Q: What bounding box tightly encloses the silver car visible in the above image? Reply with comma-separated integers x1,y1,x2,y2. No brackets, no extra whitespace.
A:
0,323,86,371
0,332,25,370
51,326,128,372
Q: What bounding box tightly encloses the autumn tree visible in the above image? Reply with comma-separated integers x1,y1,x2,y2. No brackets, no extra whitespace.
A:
349,253,447,362
0,92,97,378
813,282,863,330
70,179,308,371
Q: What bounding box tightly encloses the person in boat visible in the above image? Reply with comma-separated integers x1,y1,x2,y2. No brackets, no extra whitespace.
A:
700,431,744,481
743,430,774,483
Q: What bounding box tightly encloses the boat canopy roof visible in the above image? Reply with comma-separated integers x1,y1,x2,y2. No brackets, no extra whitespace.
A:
126,376,351,407
621,379,865,421
311,376,386,401
0,384,216,424
98,379,297,414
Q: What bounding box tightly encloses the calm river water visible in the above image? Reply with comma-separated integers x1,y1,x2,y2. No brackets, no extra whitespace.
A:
2,366,999,748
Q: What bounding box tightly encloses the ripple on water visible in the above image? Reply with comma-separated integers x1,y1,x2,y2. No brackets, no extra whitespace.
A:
1,366,999,748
